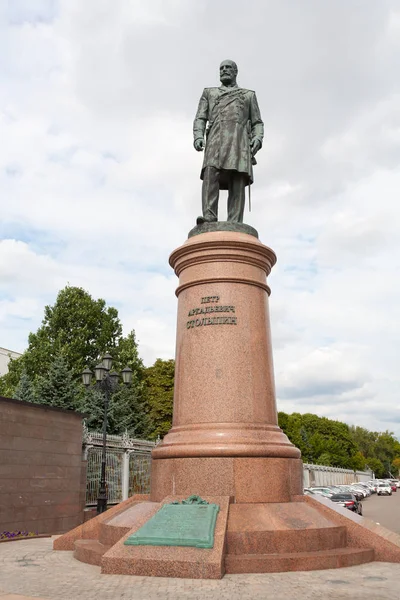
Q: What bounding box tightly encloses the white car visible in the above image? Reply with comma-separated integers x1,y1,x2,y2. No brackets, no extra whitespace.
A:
377,482,392,496
309,487,334,498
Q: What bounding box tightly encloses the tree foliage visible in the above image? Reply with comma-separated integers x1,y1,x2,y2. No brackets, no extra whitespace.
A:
278,412,358,468
13,370,36,404
392,458,400,475
144,359,175,440
0,287,148,428
35,354,80,409
77,372,152,438
0,286,123,394
278,411,400,476
107,377,152,438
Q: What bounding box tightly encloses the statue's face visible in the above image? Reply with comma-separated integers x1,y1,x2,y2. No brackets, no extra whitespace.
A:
220,61,237,86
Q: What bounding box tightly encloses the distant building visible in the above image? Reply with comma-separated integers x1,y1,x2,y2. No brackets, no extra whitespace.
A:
0,347,23,377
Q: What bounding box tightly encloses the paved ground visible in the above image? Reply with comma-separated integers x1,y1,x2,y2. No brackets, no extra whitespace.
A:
362,488,400,533
1,537,400,600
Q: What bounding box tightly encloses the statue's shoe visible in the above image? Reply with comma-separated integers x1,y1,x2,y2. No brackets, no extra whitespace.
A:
196,216,217,225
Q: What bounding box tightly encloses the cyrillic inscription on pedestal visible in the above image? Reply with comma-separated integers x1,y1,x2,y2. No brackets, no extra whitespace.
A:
186,296,238,329
124,496,220,548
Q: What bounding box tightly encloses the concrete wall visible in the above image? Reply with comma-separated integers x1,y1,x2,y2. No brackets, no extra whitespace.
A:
0,396,86,535
303,463,373,488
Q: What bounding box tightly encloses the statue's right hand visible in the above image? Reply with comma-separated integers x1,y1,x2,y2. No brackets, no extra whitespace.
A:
194,138,205,152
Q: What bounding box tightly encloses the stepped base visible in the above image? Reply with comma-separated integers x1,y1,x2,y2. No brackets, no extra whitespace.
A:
55,496,381,578
226,503,347,554
225,547,375,574
74,539,110,566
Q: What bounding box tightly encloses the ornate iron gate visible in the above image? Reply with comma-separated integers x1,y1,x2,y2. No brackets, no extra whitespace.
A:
129,451,152,495
83,426,155,506
86,447,124,505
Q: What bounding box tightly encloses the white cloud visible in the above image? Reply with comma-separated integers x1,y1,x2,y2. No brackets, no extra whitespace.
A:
1,1,400,438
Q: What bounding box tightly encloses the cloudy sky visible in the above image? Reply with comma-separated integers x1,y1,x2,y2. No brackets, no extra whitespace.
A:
1,0,400,436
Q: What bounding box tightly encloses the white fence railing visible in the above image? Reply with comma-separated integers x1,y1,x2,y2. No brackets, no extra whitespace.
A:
303,463,373,488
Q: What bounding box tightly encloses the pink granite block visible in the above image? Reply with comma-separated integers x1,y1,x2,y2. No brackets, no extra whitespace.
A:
73,539,110,566
225,547,374,574
53,494,149,550
306,493,400,563
151,457,235,502
151,456,304,504
289,458,304,496
227,502,347,554
99,502,160,546
101,495,230,579
233,458,292,502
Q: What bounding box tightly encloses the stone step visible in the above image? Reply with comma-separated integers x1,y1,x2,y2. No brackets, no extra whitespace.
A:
227,525,347,555
99,502,161,547
225,547,375,574
74,539,111,566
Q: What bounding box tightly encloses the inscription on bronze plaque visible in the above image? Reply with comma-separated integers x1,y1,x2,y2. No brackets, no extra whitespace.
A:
124,496,220,548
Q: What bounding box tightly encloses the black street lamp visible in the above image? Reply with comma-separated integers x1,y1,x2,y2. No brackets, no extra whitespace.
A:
82,354,132,514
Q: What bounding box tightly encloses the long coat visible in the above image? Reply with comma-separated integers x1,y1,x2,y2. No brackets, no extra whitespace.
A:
193,85,264,189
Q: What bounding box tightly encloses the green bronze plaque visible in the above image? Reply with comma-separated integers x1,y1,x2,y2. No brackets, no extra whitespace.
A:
124,496,220,548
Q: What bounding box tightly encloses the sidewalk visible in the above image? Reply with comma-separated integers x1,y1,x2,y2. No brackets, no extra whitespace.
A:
0,537,399,600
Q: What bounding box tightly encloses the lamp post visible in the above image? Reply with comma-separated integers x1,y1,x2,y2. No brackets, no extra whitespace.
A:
82,354,133,514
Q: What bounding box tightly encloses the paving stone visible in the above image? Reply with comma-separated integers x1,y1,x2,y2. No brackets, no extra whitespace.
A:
0,537,399,599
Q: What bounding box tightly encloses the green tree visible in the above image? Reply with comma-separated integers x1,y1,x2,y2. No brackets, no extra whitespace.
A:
374,431,400,474
279,411,360,468
349,451,367,471
35,354,80,409
279,412,304,453
349,426,377,457
366,457,385,478
316,452,333,466
0,286,123,394
144,359,175,440
392,457,400,476
13,370,36,403
75,330,148,433
112,330,144,378
107,377,152,438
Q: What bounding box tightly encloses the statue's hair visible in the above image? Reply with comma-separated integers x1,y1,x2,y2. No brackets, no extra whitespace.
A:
220,60,238,74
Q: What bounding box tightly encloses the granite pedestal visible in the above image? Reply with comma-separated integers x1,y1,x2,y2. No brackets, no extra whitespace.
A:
54,227,399,577
151,230,302,503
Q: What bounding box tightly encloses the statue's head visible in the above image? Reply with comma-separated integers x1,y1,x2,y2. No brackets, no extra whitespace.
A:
220,60,238,86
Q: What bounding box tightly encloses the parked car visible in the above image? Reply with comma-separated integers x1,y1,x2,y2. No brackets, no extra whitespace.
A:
362,482,376,493
337,485,364,501
351,484,370,497
309,487,334,498
377,482,392,496
328,486,344,493
330,492,362,515
358,483,373,494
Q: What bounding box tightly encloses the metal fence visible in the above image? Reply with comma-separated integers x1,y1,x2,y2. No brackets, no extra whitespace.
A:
83,425,156,506
129,451,152,497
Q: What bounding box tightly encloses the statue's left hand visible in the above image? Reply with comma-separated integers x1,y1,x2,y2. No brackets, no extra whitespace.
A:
251,139,261,157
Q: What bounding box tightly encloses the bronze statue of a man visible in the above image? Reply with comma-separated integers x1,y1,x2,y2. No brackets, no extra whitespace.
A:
193,60,264,225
